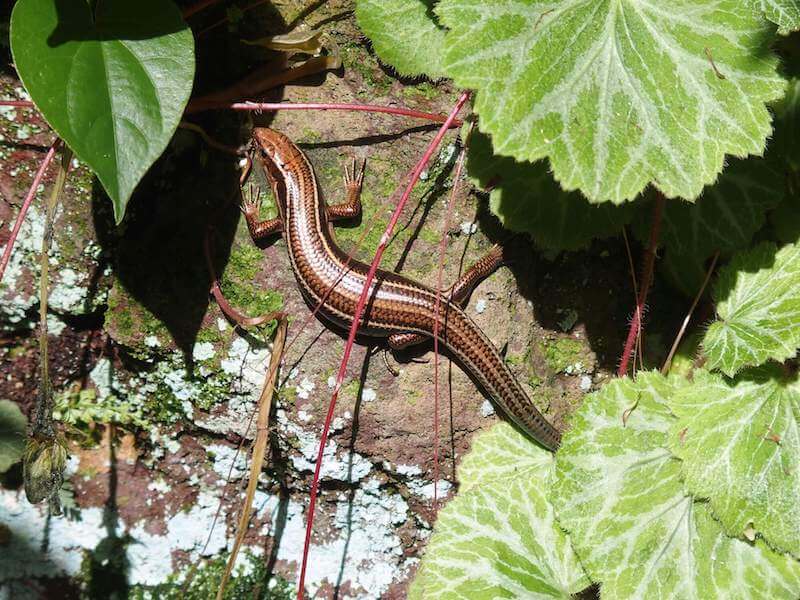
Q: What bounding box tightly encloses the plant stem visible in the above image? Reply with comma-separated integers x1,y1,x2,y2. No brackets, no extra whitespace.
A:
430,125,472,508
296,90,470,600
0,100,35,108
181,0,220,18
0,138,61,286
189,100,462,127
661,252,719,374
32,145,71,439
216,319,287,600
617,193,665,377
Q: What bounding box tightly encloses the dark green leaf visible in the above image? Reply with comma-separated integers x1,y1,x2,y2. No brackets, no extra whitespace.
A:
10,0,195,223
0,400,27,473
468,132,634,251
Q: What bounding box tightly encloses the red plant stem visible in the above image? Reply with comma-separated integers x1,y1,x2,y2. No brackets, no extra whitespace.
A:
181,0,220,18
0,100,35,108
296,90,470,600
188,100,462,127
0,138,61,285
430,138,469,508
617,193,665,377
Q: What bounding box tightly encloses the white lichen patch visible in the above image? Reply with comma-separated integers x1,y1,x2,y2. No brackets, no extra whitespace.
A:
127,491,229,585
296,377,315,400
192,341,216,362
0,203,106,329
479,399,495,417
0,491,107,581
361,387,376,403
275,477,411,599
207,443,248,481
277,409,372,482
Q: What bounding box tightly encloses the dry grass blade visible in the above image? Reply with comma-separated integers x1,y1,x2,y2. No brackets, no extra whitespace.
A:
216,318,287,600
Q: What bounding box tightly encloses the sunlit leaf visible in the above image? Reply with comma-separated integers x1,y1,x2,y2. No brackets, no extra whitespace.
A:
703,242,800,375
410,423,589,599
749,0,800,34
10,0,195,222
553,372,800,599
669,367,800,557
436,0,785,203
356,0,446,79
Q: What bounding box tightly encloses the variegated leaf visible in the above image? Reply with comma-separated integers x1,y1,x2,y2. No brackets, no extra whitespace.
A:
436,0,785,203
553,372,800,599
410,423,589,599
703,242,800,376
669,368,800,557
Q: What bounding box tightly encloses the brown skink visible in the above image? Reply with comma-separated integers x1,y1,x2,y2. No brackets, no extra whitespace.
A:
244,127,560,451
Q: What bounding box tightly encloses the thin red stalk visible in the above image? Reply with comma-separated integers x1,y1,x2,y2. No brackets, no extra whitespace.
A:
0,138,61,285
430,139,469,508
617,193,665,377
661,252,719,374
182,0,220,18
620,228,642,374
296,90,470,600
188,100,462,127
0,100,35,108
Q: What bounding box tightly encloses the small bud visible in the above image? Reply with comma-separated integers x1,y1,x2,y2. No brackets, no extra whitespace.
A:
23,437,68,505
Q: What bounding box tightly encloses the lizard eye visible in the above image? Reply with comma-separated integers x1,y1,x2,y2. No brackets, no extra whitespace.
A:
260,148,268,158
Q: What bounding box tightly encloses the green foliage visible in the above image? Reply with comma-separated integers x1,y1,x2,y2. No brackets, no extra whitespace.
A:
703,241,800,376
10,0,195,223
669,367,800,558
552,372,800,599
750,0,800,33
356,0,446,78
54,388,148,430
410,423,589,599
130,553,294,600
0,399,26,473
435,0,784,204
467,131,634,250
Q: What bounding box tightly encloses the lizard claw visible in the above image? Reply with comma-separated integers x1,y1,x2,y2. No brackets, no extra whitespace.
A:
240,184,262,218
343,157,366,190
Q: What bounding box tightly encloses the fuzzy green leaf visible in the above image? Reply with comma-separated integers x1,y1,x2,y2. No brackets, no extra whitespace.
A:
10,0,195,223
669,368,800,558
553,372,800,599
356,0,446,79
771,78,800,171
0,400,27,473
467,132,633,250
703,242,800,376
410,423,589,599
637,157,784,260
750,0,800,34
436,0,785,203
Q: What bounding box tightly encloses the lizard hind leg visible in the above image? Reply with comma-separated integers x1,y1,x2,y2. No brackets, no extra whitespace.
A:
446,244,507,307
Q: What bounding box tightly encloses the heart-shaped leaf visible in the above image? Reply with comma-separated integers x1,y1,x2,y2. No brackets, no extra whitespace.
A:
10,0,195,223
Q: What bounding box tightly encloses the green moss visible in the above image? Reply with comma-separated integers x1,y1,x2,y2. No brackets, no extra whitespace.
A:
400,81,440,101
504,353,524,367
220,244,284,333
540,338,585,374
129,552,293,600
